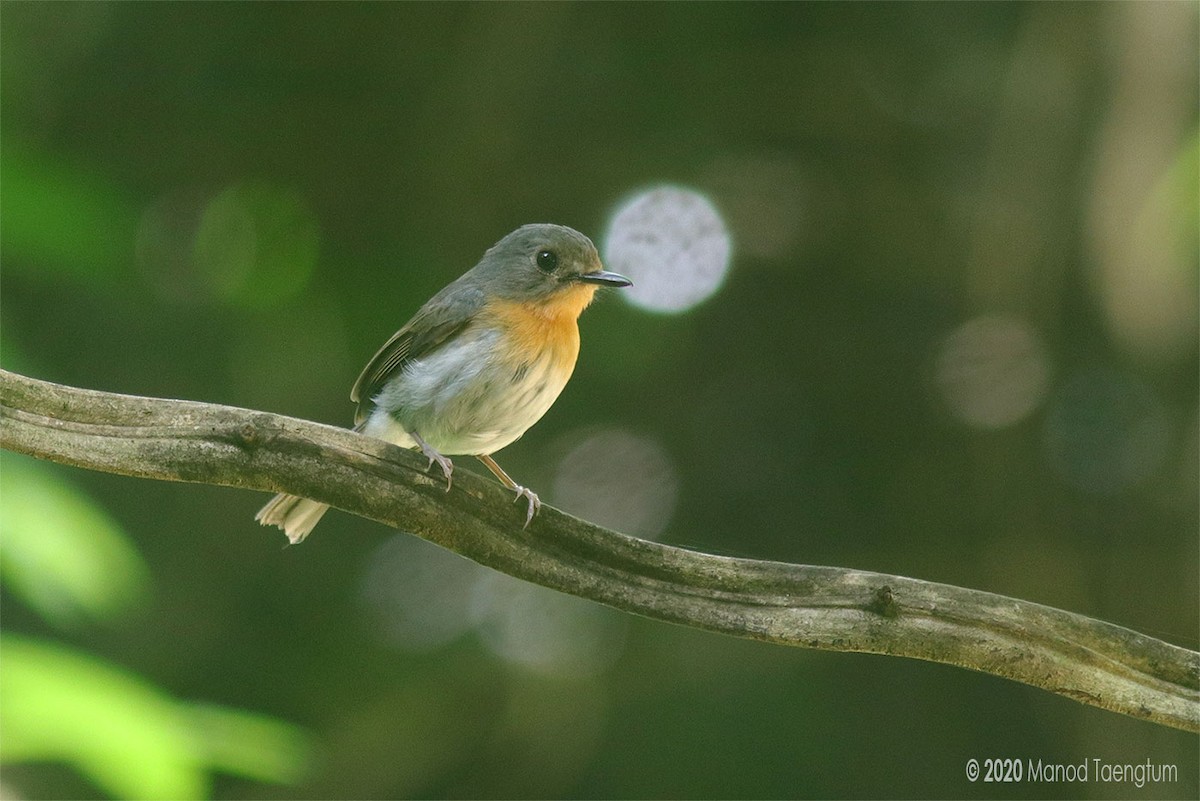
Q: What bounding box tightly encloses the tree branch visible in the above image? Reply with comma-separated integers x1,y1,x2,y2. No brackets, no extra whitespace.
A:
2,368,1196,732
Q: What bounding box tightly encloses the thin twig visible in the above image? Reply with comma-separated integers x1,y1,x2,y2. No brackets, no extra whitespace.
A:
1,368,1196,732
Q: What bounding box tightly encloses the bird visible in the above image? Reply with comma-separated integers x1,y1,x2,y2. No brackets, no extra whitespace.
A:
256,223,631,544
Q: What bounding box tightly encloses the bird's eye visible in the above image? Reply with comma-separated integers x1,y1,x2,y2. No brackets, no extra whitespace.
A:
536,249,558,272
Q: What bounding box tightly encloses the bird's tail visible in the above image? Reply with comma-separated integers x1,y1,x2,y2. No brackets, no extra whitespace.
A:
255,493,330,545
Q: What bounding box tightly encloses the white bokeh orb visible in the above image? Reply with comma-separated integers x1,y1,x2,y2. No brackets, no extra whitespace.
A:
603,185,732,313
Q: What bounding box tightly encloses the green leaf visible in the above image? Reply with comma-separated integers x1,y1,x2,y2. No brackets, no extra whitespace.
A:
0,635,314,800
188,703,314,786
0,456,150,628
0,634,207,800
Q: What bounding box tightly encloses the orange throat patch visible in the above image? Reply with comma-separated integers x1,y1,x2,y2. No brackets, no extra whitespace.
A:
481,286,595,368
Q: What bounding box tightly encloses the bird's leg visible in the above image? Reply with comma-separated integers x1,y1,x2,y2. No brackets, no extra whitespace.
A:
476,454,540,528
411,430,453,492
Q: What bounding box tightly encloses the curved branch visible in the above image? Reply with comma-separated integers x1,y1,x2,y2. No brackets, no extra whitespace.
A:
2,368,1197,732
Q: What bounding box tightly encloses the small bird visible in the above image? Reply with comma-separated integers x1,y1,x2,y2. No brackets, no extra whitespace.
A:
256,223,631,544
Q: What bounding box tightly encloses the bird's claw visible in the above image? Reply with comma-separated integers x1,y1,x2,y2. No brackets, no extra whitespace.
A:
418,443,454,492
512,485,541,529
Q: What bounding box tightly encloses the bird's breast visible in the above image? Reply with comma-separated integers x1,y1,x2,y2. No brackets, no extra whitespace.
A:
364,295,587,456
480,295,585,374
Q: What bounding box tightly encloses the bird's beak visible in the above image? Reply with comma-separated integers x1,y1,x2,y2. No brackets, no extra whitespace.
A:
577,270,632,287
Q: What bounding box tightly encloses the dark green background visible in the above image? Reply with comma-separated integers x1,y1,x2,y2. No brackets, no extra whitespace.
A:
2,2,1197,799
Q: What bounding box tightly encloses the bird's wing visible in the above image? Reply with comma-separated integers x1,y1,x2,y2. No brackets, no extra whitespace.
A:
350,283,485,425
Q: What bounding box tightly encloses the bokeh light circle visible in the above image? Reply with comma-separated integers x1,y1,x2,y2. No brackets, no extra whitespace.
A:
359,534,485,651
602,185,732,313
136,182,318,307
934,315,1051,429
361,533,628,676
469,572,626,678
552,428,679,540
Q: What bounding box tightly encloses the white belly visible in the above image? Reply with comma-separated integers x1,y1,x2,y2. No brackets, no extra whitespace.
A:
360,326,573,456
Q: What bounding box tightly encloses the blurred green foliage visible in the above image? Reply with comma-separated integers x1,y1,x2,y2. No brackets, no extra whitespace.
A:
0,141,139,283
1,458,149,628
1,2,1197,799
0,635,310,800
0,456,313,800
190,182,320,308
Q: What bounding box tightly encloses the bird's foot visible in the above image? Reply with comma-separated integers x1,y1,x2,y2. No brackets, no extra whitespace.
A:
511,485,541,529
412,432,453,492
475,454,540,528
